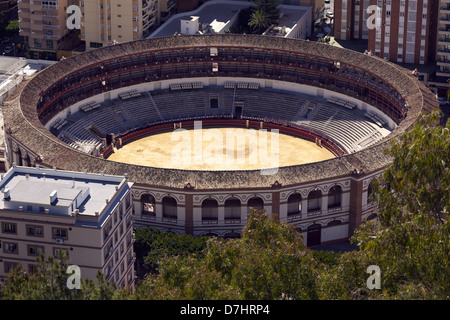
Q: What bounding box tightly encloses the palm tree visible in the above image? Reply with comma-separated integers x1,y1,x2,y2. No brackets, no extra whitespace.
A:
248,9,269,34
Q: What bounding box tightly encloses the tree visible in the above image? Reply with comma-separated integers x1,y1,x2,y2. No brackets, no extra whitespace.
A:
134,227,209,276
0,250,123,300
251,0,280,26
320,111,450,299
136,210,319,300
5,20,19,32
248,9,270,34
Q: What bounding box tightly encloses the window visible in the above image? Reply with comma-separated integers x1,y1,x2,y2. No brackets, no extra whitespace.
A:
307,190,322,212
126,194,131,209
367,183,374,204
4,242,18,254
90,42,103,48
28,245,44,256
126,214,132,228
328,186,342,209
224,198,241,220
53,228,68,239
104,220,112,241
34,38,42,48
104,241,112,260
202,199,218,221
247,197,264,213
287,193,302,216
2,222,16,234
4,262,19,274
54,248,68,257
162,196,177,220
27,225,44,237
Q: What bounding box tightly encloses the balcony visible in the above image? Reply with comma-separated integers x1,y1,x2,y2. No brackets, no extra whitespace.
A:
439,16,450,24
43,34,59,40
436,58,450,67
286,212,302,222
19,19,31,28
42,13,58,20
19,27,31,36
437,47,450,54
440,6,450,14
43,24,60,30
201,218,218,225
436,71,450,77
30,3,43,12
438,37,450,44
306,209,321,217
439,28,450,36
224,218,241,224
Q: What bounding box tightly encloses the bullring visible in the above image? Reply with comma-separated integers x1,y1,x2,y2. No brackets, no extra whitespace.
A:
2,34,438,246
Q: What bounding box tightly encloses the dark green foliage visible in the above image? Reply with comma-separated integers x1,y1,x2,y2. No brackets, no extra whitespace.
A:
312,250,341,267
0,250,129,300
137,210,319,300
134,227,209,275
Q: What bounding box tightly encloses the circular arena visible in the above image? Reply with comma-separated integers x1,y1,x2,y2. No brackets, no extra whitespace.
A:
3,34,438,246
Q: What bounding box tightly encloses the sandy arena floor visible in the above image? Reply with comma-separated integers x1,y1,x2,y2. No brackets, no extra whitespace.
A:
108,127,335,170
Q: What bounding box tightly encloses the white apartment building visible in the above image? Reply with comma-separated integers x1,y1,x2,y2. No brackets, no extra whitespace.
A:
0,165,135,289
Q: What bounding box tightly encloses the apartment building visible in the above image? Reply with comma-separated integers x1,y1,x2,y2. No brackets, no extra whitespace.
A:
334,0,439,65
428,0,450,96
0,166,135,290
18,0,81,60
81,0,175,50
334,0,372,40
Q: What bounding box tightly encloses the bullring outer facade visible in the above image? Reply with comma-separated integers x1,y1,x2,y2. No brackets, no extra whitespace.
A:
2,34,438,246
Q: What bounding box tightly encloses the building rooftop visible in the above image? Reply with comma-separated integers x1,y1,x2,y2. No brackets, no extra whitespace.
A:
0,166,131,220
149,1,250,38
264,6,310,37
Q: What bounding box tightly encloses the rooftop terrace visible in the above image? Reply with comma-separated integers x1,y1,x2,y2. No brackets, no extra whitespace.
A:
0,166,131,219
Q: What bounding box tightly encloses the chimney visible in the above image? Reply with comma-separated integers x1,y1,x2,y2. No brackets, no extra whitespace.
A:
50,190,57,205
2,188,10,200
